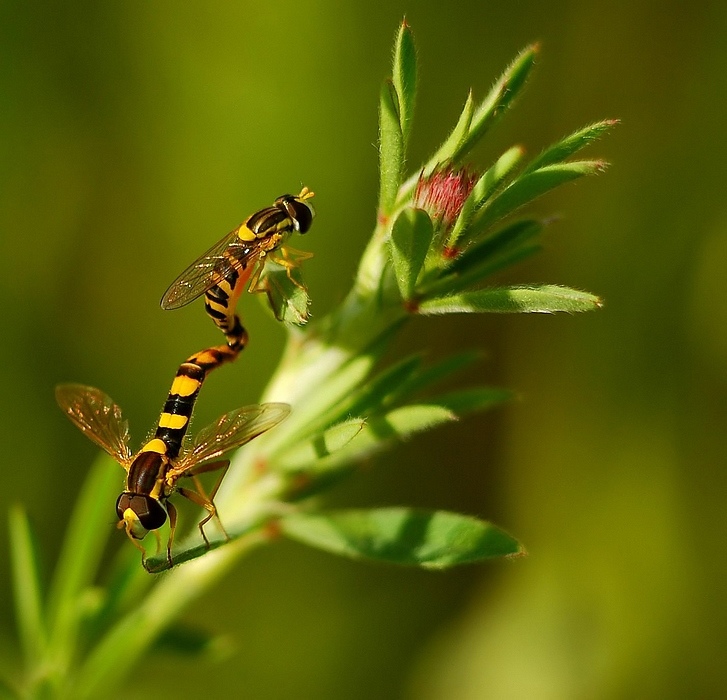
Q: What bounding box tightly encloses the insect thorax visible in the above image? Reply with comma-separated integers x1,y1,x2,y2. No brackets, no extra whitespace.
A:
127,450,169,499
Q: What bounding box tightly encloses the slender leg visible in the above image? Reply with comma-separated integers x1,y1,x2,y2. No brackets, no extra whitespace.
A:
275,247,313,289
191,472,231,542
176,459,231,546
177,487,216,547
166,500,178,566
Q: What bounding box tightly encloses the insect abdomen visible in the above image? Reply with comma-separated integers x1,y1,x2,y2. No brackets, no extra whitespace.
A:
154,362,205,459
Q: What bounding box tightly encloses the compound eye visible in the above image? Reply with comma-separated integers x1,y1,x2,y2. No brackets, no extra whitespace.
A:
116,493,131,521
290,199,314,233
116,493,167,531
274,194,294,207
135,496,167,531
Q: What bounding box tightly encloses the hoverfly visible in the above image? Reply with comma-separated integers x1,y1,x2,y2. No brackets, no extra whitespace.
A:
55,383,289,566
160,188,315,318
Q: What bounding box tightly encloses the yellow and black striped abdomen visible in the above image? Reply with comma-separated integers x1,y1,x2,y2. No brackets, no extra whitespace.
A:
154,361,205,459
204,252,251,352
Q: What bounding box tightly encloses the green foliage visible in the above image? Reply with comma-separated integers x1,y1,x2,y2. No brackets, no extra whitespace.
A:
423,44,539,176
419,285,603,315
9,507,46,670
6,18,610,699
257,255,312,325
392,20,417,148
280,508,522,568
378,79,404,217
390,207,434,300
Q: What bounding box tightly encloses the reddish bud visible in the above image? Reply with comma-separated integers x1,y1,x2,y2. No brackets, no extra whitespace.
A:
414,166,478,231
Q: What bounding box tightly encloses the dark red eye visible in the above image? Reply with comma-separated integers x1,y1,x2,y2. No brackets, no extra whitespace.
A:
115,493,167,530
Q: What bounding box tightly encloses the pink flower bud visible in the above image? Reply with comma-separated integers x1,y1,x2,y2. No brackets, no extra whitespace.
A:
414,166,478,232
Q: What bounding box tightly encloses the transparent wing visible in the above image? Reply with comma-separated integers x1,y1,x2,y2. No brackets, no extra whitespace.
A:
160,227,262,310
173,402,290,475
55,384,133,468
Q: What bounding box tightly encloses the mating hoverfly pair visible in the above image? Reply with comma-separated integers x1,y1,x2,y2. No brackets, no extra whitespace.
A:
56,189,315,567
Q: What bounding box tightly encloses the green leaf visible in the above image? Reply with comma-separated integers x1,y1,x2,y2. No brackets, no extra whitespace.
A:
430,386,513,415
427,90,475,167
258,255,311,326
523,119,618,175
46,454,124,672
144,517,265,573
268,341,385,455
425,220,543,297
286,404,458,496
473,160,608,235
419,284,603,315
9,506,46,666
394,350,482,400
390,207,434,300
362,404,456,440
276,419,365,472
447,145,524,247
449,219,543,275
334,353,423,420
452,44,538,163
448,244,543,295
280,508,523,568
392,19,417,147
378,79,404,217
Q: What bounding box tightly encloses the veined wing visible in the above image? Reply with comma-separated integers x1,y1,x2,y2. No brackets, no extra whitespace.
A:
55,384,133,468
160,227,263,310
172,402,290,475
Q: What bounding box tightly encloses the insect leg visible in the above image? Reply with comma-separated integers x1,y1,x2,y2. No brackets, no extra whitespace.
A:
177,460,230,546
271,246,313,291
166,500,178,566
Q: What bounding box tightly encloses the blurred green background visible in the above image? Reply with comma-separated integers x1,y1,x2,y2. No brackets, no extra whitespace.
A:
1,1,726,697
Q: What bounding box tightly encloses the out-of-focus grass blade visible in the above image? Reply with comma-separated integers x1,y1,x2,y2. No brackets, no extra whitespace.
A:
392,19,417,147
9,506,46,666
152,622,234,661
379,79,404,217
280,508,524,568
85,546,152,645
390,207,434,300
46,454,124,668
429,386,513,415
419,284,603,315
